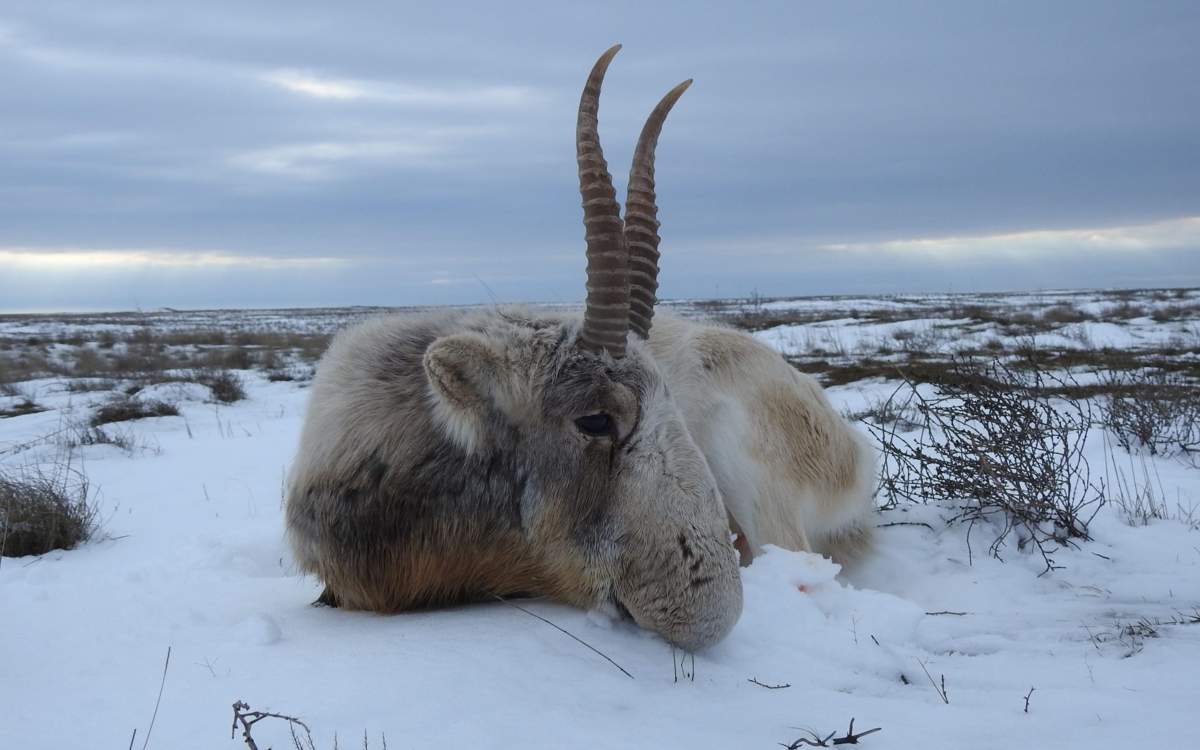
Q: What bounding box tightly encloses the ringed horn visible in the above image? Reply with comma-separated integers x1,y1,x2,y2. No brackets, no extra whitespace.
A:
577,44,692,357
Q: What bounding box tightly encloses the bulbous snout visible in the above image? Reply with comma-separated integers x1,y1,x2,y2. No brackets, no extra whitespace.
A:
608,385,742,650
614,521,743,651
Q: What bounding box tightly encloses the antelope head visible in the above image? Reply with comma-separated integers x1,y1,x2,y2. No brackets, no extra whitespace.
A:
423,46,741,648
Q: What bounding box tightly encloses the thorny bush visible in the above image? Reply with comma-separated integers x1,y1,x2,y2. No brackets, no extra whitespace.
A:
1099,369,1200,462
866,357,1104,573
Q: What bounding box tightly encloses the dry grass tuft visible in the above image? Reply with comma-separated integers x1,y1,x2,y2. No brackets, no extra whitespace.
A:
91,395,180,427
1,398,46,419
194,368,246,403
1040,304,1093,324
1,465,98,558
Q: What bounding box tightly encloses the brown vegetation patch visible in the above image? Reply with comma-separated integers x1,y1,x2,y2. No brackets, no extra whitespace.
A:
1,466,97,557
91,395,180,426
194,368,246,403
0,399,45,419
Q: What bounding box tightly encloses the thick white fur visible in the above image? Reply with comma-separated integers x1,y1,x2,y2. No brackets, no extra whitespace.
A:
649,314,878,564
299,308,877,571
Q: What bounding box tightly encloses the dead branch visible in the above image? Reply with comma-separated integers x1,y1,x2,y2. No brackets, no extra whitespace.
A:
748,677,791,689
1024,686,1035,713
231,700,314,750
1099,369,1200,458
875,521,936,532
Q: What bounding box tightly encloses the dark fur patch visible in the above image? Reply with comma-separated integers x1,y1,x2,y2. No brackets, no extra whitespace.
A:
678,532,693,559
366,454,389,489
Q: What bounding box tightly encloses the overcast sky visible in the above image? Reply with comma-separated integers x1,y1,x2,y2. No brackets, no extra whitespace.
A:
2,1,1198,312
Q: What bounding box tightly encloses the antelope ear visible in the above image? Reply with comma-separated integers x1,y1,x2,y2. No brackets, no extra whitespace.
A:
423,333,504,453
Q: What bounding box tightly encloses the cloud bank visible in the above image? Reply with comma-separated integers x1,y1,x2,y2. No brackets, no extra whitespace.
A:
1,1,1197,311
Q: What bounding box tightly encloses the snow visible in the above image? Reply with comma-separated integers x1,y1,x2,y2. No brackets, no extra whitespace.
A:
3,298,1200,749
755,313,1195,360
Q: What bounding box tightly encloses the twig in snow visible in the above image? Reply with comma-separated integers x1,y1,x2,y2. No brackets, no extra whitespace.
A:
875,521,935,532
1024,686,1036,713
748,677,791,689
672,647,695,683
493,595,633,679
231,700,313,750
917,659,949,704
924,610,968,616
138,646,171,750
779,718,882,748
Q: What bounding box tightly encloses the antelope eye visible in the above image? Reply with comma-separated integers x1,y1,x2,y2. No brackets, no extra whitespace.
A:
574,413,613,437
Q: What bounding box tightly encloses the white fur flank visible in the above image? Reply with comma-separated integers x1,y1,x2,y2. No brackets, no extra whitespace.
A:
648,314,878,564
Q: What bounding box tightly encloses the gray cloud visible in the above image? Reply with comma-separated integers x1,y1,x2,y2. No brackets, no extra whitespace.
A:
1,1,1198,311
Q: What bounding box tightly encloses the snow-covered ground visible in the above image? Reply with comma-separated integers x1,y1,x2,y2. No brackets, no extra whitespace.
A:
748,289,1200,358
3,290,1199,749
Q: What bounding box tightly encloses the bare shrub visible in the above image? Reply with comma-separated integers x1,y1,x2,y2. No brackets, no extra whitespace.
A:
231,700,387,750
1099,369,1200,459
65,378,119,393
255,346,281,371
1,398,45,419
91,395,180,427
1013,335,1040,359
692,298,732,315
1040,304,1092,324
194,368,246,403
297,336,332,363
1104,301,1148,320
109,345,176,376
205,346,254,370
0,348,63,382
847,397,922,433
1,465,97,557
1000,310,1038,334
71,346,108,377
868,357,1104,573
66,424,138,453
1150,303,1200,323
